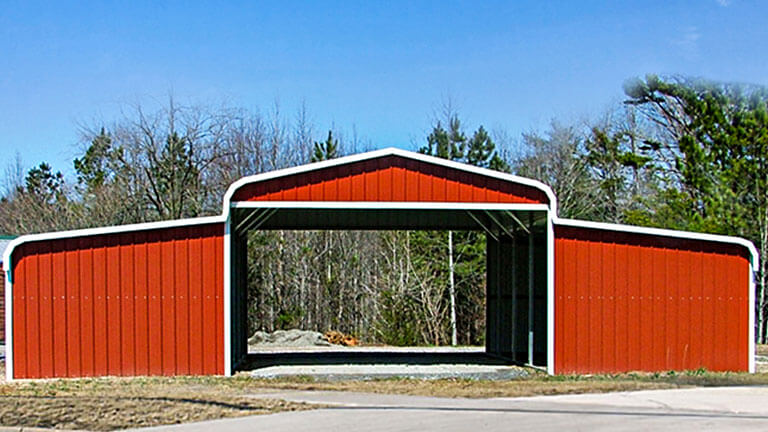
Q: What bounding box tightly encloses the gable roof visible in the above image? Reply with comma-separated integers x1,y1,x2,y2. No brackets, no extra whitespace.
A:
223,147,558,208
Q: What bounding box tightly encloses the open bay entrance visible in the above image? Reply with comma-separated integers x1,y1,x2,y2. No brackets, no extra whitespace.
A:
228,206,549,371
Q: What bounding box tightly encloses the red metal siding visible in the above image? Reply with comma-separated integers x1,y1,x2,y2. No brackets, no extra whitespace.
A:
554,225,751,374
9,223,225,379
232,156,550,204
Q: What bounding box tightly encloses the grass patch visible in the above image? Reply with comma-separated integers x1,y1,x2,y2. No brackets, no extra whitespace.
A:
0,376,315,431
245,375,680,398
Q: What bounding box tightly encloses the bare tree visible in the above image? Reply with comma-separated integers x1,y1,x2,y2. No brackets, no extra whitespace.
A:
515,121,601,219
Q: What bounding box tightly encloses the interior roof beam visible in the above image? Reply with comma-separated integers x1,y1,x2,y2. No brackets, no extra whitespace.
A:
503,210,531,234
466,211,499,242
484,210,521,238
236,208,278,234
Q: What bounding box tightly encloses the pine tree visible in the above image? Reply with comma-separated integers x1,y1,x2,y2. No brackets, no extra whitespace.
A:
311,130,339,162
74,128,116,191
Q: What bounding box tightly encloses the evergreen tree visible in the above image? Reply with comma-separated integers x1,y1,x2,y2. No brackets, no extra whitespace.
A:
24,162,65,204
584,126,653,223
421,117,466,161
467,126,510,172
311,130,339,162
74,128,117,191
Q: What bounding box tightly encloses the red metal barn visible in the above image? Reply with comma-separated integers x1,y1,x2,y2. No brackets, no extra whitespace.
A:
2,148,756,380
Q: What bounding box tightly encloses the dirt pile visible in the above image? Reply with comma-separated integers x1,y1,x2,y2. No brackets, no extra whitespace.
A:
248,329,332,347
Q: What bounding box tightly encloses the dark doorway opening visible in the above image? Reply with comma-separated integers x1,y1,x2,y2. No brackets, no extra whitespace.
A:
228,207,549,371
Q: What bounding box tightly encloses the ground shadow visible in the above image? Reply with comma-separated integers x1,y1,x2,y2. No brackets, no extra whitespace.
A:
241,351,514,370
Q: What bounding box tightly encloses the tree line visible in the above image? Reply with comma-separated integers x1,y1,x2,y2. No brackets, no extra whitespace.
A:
2,75,767,345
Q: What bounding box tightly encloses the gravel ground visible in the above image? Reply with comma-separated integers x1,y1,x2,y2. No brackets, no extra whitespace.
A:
249,363,530,381
247,345,530,380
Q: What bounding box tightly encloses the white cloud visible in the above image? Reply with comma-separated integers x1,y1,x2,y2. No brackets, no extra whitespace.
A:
672,26,701,60
716,0,731,6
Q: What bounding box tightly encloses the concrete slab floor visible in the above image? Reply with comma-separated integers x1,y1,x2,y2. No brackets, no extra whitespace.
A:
132,386,768,432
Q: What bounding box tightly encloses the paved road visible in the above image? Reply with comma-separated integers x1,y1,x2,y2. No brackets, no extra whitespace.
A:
136,386,768,431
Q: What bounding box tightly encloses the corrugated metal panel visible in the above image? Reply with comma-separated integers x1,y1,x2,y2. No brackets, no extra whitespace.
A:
554,225,751,374
232,156,550,204
10,223,224,379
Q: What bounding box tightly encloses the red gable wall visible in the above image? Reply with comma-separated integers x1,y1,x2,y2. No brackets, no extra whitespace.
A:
231,155,550,204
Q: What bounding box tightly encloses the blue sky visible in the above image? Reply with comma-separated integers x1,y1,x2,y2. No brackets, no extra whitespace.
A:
1,0,766,178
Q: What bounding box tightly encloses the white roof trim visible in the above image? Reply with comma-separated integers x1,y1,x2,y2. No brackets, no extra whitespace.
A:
231,201,550,211
554,217,759,268
2,215,225,273
221,147,558,213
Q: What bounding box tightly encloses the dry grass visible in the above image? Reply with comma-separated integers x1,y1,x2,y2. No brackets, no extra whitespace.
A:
0,394,305,431
240,368,768,398
0,376,315,431
244,375,681,398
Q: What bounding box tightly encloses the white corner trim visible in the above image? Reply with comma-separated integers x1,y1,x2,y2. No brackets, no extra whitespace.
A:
223,216,232,376
220,147,559,215
546,212,556,375
749,261,756,373
5,263,13,381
